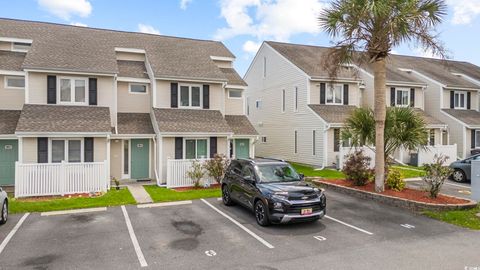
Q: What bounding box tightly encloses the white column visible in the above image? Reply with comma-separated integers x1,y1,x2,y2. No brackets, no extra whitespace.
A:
107,137,111,189
157,135,163,186
18,137,23,163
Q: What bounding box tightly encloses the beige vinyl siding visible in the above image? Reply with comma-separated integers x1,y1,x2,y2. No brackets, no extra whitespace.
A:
225,88,243,115
217,137,228,156
28,72,47,104
117,81,151,113
22,137,37,163
160,137,175,182
94,137,107,162
110,139,122,180
116,52,145,61
212,60,232,68
244,44,325,167
310,82,360,106
0,75,25,109
155,80,224,113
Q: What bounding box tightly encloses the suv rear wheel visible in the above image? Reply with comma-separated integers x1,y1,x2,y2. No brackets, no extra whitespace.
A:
0,200,7,225
222,185,234,206
452,169,467,183
255,200,270,226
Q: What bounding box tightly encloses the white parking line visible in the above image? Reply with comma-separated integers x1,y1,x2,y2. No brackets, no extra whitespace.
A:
444,182,471,189
325,215,374,235
0,213,29,255
137,200,192,208
41,207,107,216
200,199,275,249
121,205,148,267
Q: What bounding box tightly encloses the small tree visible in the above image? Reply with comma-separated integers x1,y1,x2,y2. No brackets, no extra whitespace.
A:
422,155,453,198
203,154,230,184
186,160,205,188
386,168,406,191
342,149,374,186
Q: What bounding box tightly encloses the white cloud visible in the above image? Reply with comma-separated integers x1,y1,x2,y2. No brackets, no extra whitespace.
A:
180,0,192,10
38,0,92,20
70,22,88,27
137,24,161,35
242,40,261,54
215,0,326,41
447,0,480,25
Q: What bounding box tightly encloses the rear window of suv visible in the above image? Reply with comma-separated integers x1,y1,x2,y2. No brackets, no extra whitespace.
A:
255,163,301,183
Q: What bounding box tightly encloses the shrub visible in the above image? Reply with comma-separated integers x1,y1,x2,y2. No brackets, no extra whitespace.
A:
386,168,406,191
422,155,453,198
342,150,374,186
186,160,205,188
203,154,230,184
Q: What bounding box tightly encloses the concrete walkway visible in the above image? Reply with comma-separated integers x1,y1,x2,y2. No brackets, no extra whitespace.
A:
127,185,153,204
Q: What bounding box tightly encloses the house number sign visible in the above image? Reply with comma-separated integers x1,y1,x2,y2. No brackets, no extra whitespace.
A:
137,144,143,148
4,145,13,150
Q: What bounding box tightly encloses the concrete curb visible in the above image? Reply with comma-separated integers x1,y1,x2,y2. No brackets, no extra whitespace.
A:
312,179,478,212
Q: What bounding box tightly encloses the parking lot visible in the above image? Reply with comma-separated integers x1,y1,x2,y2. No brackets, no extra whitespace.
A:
1,189,479,270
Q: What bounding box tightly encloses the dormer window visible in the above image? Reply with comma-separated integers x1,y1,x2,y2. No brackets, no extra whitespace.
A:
454,91,467,109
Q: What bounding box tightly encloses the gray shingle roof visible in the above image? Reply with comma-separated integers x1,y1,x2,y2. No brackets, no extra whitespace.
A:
117,113,154,134
0,110,21,134
442,109,480,127
0,18,235,81
0,51,26,71
153,108,232,134
117,60,148,79
412,108,444,126
220,68,247,86
16,104,111,133
224,115,257,135
308,104,357,124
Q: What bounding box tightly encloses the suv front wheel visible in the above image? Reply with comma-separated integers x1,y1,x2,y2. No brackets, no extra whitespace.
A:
255,200,270,226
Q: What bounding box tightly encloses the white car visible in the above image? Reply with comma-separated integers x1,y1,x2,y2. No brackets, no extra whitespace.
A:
0,187,7,225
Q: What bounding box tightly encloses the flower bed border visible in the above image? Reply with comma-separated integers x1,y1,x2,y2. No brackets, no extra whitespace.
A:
311,179,477,212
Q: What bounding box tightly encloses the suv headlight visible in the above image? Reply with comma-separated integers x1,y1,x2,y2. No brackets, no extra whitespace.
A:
271,191,289,201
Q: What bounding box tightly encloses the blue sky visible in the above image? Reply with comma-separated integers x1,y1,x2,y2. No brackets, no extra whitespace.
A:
1,0,479,76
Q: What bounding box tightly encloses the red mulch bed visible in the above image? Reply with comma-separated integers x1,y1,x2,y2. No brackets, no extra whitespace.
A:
327,179,470,205
173,184,221,192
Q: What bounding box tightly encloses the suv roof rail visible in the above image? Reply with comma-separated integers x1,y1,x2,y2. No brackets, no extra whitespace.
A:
259,157,286,162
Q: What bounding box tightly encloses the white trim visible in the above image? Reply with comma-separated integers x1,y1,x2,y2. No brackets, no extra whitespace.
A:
444,86,480,92
155,77,225,84
117,77,150,83
225,84,247,89
0,135,18,139
227,89,243,99
11,42,31,53
121,139,130,179
306,105,329,126
114,47,146,54
397,68,446,87
387,82,427,88
159,132,233,137
453,90,468,110
0,37,32,43
57,76,89,105
145,56,157,108
157,135,163,185
24,68,115,77
25,71,29,103
394,88,410,107
113,75,118,127
178,83,203,109
16,132,110,137
18,137,23,163
48,138,84,163
183,137,209,159
311,78,361,84
111,134,155,139
210,56,235,62
451,72,480,87
0,70,25,76
325,83,344,105
128,82,149,94
4,75,25,89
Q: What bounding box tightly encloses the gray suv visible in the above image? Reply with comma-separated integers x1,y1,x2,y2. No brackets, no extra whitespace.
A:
449,154,480,182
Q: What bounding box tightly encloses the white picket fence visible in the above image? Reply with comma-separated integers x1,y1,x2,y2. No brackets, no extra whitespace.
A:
15,161,108,198
166,159,216,188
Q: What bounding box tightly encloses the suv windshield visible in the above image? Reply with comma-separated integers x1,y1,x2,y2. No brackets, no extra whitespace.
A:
255,163,301,183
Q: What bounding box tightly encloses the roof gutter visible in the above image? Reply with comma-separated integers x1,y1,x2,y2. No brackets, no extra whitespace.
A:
23,68,116,77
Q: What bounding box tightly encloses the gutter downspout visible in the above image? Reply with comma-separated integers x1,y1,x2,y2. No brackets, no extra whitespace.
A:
152,136,159,185
320,123,331,170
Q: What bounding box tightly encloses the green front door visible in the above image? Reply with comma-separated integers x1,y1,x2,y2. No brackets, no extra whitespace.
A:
131,139,149,179
235,139,250,159
0,140,18,186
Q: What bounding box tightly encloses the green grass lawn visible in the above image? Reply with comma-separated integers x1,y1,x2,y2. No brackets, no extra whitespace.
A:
144,185,221,202
424,205,480,230
290,162,345,179
9,188,136,214
391,165,426,178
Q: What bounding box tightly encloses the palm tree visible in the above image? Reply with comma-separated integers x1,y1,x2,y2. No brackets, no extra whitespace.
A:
342,107,429,169
319,0,447,192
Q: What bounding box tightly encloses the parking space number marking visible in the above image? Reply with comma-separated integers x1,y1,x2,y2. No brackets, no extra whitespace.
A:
314,236,326,241
400,224,415,229
205,250,217,257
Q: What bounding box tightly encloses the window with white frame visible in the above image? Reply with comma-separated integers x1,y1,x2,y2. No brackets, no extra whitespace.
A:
476,130,480,148
59,77,88,104
228,89,242,98
129,83,147,94
454,91,467,109
179,85,202,108
294,130,298,154
261,136,267,143
326,84,343,104
50,139,83,163
12,42,31,52
281,89,285,112
395,88,410,107
312,130,316,155
294,86,298,112
5,76,25,89
185,138,208,159
429,129,435,146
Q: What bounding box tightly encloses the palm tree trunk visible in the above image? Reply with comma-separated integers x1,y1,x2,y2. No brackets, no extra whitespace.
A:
373,59,386,192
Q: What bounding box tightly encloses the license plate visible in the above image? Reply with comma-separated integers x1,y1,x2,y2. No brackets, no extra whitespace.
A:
301,208,313,215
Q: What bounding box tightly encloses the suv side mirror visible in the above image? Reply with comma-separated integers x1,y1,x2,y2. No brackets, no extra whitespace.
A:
299,173,305,180
243,175,256,184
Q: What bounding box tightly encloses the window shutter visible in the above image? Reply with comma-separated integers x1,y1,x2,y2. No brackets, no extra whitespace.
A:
203,85,210,109
467,92,471,109
89,78,97,105
47,75,56,104
410,88,415,107
472,130,476,149
84,138,94,162
210,137,217,158
171,83,178,108
320,83,326,104
37,137,48,163
175,137,183,159
450,91,454,109
390,87,396,107
343,84,349,105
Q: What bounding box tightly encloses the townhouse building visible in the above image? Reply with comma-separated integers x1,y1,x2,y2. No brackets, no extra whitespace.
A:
244,41,477,168
0,18,257,195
